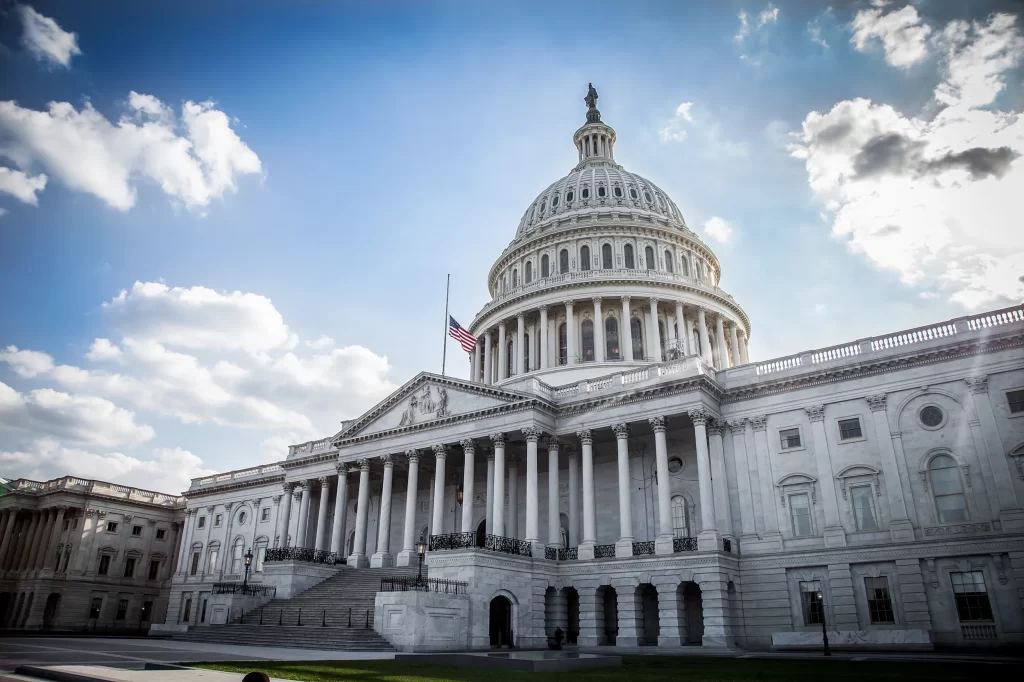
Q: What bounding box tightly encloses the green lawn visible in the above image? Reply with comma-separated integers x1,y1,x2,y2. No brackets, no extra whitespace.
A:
193,655,1023,681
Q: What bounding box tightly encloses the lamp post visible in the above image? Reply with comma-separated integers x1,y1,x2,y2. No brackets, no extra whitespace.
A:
243,547,254,588
415,539,426,587
817,588,831,656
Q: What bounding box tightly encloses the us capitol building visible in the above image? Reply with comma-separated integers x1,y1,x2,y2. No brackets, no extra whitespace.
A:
4,86,1023,652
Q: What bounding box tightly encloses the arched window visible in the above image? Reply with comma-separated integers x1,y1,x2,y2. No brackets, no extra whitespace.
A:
566,190,574,203
665,250,674,273
613,186,623,198
512,269,518,287
644,190,653,203
582,187,590,199
680,257,689,277
581,319,595,362
631,317,644,359
506,339,515,377
692,328,701,355
580,245,591,271
552,193,559,207
624,244,635,269
930,455,967,523
645,245,655,270
658,320,667,361
523,333,530,372
541,254,549,278
525,262,532,284
629,187,638,200
540,200,546,213
559,249,569,274
602,243,613,269
605,317,620,360
558,323,568,365
598,186,606,198
230,539,244,574
671,496,692,538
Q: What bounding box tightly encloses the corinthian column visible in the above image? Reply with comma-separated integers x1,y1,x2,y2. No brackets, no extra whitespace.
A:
371,455,395,567
730,323,742,366
483,331,493,385
613,423,635,558
567,447,579,546
651,417,674,555
516,314,525,376
577,430,597,559
485,447,495,534
397,450,420,566
648,298,662,361
314,477,331,551
565,300,576,365
330,466,348,555
491,433,506,536
460,440,476,533
349,459,371,568
523,426,541,554
806,404,846,547
277,483,294,548
539,306,549,369
697,308,713,366
593,299,605,362
431,445,447,535
295,481,311,548
715,315,728,369
547,436,561,548
689,409,720,551
621,297,634,361
497,323,507,381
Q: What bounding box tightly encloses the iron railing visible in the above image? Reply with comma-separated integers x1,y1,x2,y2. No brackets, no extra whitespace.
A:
428,532,532,557
483,534,532,556
723,538,732,553
380,577,468,594
544,547,557,560
632,541,655,556
264,547,342,565
212,582,276,597
429,532,476,551
673,537,698,552
558,546,578,561
594,544,616,558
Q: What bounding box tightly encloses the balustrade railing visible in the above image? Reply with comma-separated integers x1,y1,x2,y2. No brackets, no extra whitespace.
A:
544,547,557,560
673,537,698,552
264,547,342,565
594,544,616,558
428,532,531,557
558,547,578,561
632,541,655,556
213,582,277,598
380,576,468,594
428,532,476,551
960,623,997,640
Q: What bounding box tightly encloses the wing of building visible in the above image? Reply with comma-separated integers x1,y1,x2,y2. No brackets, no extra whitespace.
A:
6,87,1022,652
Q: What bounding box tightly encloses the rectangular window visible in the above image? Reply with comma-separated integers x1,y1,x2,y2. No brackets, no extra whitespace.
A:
255,546,266,573
131,525,143,536
261,508,271,522
1008,389,1024,414
780,427,801,449
214,514,223,527
88,597,103,619
189,552,200,576
62,519,70,531
207,549,218,574
141,600,153,622
181,597,192,623
838,417,863,440
951,571,994,622
106,521,118,533
155,529,166,540
98,555,111,575
148,560,160,580
115,598,129,620
62,550,71,572
124,557,136,578
72,518,78,529
851,485,879,531
865,576,895,623
196,516,206,529
799,580,824,625
789,493,812,537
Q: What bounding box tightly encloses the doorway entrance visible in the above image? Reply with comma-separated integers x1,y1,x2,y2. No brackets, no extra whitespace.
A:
682,582,704,644
597,586,618,645
476,519,487,547
42,593,61,629
489,595,513,647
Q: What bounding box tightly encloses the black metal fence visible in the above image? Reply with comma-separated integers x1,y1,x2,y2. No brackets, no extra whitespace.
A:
544,547,557,560
558,546,578,561
264,547,343,565
723,538,732,553
212,582,276,597
673,536,698,552
237,605,372,629
632,541,655,556
428,532,475,551
428,533,532,557
379,577,468,594
594,544,616,558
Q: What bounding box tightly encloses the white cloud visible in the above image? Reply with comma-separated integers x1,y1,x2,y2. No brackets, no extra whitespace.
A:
813,303,827,315
792,13,1024,309
0,438,213,493
0,167,47,205
851,1,931,68
758,5,779,28
734,11,751,43
0,345,54,377
659,102,695,142
0,93,261,212
86,338,122,362
703,216,735,244
18,4,81,67
735,4,778,44
305,335,335,351
809,20,829,48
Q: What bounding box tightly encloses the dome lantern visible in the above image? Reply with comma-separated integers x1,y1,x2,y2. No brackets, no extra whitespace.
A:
574,83,616,164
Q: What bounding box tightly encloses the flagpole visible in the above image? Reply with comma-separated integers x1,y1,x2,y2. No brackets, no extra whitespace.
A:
441,273,450,376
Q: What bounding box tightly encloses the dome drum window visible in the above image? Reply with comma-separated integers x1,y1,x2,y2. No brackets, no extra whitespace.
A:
920,405,945,429
581,187,590,200
643,190,653,203
613,186,623,198
597,186,606,198
629,187,638,200
580,245,591,271
566,191,574,203
552,194,559,207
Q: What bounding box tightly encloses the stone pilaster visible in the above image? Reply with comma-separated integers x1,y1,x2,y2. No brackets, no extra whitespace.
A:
827,563,859,629
896,558,932,632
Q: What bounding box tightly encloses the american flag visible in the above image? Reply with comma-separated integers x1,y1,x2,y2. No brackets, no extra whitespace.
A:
448,316,477,353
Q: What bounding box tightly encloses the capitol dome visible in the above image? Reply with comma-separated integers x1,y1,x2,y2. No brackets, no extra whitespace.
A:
468,85,750,387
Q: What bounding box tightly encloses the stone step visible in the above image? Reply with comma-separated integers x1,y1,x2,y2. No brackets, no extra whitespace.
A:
173,625,395,650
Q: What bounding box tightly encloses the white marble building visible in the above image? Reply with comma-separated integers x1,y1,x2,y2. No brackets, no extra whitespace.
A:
162,88,1024,651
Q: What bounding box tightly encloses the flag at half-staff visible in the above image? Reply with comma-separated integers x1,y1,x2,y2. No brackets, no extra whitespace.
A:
448,316,477,353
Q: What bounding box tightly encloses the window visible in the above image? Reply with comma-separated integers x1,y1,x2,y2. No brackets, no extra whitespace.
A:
613,186,622,198
865,577,895,623
88,597,103,619
850,486,878,531
540,200,546,213
63,519,70,531
525,261,532,283
605,317,620,360
930,455,967,523
680,258,689,277
196,516,206,529
559,249,569,274
541,254,549,278
670,496,691,538
799,581,824,625
132,525,143,537
790,493,812,536
98,555,111,575
207,548,218,574
565,190,574,203
255,546,267,573
658,321,667,361
580,245,590,271
624,244,635,269
182,597,192,623
629,187,638,200
189,552,200,576
838,417,862,440
780,428,801,449
141,600,153,622
237,511,247,525
951,571,994,622
551,193,559,207
581,187,590,199
72,518,78,529
148,560,160,580
920,405,944,428
230,539,244,574
558,323,567,365
511,269,518,287
1007,390,1024,413
62,550,71,572
523,332,530,371
214,514,222,527
643,190,652,203
261,508,270,522
645,245,655,270
602,243,613,269
124,557,136,578
665,251,674,274
106,521,118,533
581,320,595,362
54,549,62,570
155,528,166,540
630,317,643,359
597,186,606,198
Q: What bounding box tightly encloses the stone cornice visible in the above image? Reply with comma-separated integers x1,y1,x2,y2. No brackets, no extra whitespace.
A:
0,488,185,512
558,374,723,418
181,473,285,499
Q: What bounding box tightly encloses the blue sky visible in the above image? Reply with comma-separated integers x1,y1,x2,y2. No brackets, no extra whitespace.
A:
1,0,1022,491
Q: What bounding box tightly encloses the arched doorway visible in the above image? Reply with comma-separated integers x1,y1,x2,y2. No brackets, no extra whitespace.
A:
637,584,660,645
476,519,486,547
680,582,704,644
42,593,61,630
564,587,580,644
489,595,513,648
597,586,617,645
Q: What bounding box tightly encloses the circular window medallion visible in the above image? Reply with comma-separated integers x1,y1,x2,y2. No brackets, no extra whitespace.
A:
237,511,246,525
668,457,684,474
919,405,944,428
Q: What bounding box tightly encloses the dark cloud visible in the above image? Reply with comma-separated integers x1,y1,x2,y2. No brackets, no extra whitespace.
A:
926,147,1019,179
815,119,854,145
853,133,1019,181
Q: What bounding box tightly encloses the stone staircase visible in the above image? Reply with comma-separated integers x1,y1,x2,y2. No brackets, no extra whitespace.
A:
173,565,420,651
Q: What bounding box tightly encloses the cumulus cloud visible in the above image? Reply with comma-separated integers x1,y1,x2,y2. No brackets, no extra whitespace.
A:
659,102,694,142
86,338,122,362
18,4,81,67
851,1,931,68
0,93,260,212
792,13,1024,309
0,345,54,377
0,167,47,205
703,216,735,244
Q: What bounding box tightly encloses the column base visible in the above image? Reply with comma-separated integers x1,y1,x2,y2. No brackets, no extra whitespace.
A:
395,549,416,567
578,542,595,560
823,525,847,548
701,635,731,648
655,534,675,556
347,552,369,568
889,519,915,543
615,636,639,647
615,538,635,558
999,508,1024,532
526,538,543,558
370,552,393,568
697,530,720,552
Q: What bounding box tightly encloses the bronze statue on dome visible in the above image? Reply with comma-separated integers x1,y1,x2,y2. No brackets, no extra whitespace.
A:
584,83,598,110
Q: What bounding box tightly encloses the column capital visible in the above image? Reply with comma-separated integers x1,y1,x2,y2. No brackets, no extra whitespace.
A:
292,488,302,501
649,416,667,433
563,299,574,309
687,409,710,426
592,297,602,306
749,415,767,431
206,505,215,513
727,418,747,435
516,312,525,321
251,497,262,508
404,449,420,464
357,458,371,472
805,404,826,422
335,463,348,475
612,422,630,439
294,480,308,491
545,435,561,450
538,305,547,314
576,429,593,445
486,449,495,462
865,394,887,412
621,295,631,305
965,375,988,394
707,420,724,437
649,296,659,307
432,444,447,460
318,476,331,487
379,454,393,468
272,495,282,505
490,432,507,446
523,426,542,443
459,438,475,452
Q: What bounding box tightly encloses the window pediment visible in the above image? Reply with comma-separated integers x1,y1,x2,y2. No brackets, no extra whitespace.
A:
835,465,881,500
776,473,817,507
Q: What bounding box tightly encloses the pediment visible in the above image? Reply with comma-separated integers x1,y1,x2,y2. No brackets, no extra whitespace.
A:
336,373,532,440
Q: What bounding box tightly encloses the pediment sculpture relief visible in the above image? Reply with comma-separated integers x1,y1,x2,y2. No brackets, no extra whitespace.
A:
398,384,451,426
